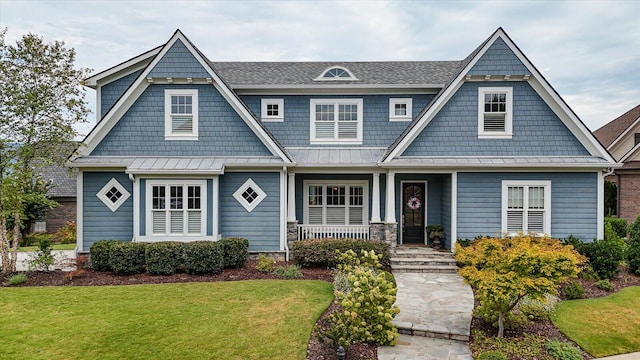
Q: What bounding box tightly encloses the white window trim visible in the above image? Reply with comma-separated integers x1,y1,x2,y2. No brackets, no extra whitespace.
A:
303,180,369,225
309,98,363,145
97,178,131,212
478,87,513,139
389,98,413,122
501,180,551,236
313,66,358,81
260,98,284,122
165,89,199,140
233,178,267,212
144,179,208,241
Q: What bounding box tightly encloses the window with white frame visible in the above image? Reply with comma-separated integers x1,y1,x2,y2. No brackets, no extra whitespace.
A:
389,98,413,121
310,99,363,144
146,180,206,237
233,178,267,212
502,181,551,235
304,181,368,225
165,89,198,140
97,178,131,212
478,87,513,138
261,98,284,122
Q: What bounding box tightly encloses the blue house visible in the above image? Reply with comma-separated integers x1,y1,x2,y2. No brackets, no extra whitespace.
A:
71,28,615,258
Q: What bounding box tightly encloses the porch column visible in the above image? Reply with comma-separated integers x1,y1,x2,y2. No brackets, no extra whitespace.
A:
385,172,396,223
371,172,381,222
287,173,297,222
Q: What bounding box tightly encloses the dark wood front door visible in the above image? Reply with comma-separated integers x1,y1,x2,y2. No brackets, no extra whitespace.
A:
402,182,425,244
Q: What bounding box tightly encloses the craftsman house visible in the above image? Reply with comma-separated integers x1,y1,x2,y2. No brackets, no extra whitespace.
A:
594,104,640,223
71,28,615,258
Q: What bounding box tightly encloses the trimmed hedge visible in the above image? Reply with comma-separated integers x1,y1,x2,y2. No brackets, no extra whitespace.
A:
184,241,224,275
291,238,390,267
628,216,640,274
605,217,628,239
219,237,249,268
90,240,122,272
146,242,185,275
109,242,147,275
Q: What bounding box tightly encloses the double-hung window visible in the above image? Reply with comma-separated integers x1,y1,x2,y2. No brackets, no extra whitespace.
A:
305,181,368,225
478,87,512,138
502,180,551,236
165,89,198,140
310,99,363,144
147,180,206,237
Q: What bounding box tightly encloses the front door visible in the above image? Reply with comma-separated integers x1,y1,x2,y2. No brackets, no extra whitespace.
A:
402,182,425,244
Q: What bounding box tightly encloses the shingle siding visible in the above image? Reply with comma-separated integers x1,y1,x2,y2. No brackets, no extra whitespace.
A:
467,37,529,76
402,82,590,156
91,84,272,156
82,172,133,250
101,70,142,119
148,39,210,79
456,172,598,241
241,95,433,147
219,172,281,251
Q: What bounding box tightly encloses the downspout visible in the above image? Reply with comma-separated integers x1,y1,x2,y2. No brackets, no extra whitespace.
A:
283,166,290,261
129,173,136,242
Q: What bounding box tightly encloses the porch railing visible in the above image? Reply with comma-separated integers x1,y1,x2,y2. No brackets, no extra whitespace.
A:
297,224,370,241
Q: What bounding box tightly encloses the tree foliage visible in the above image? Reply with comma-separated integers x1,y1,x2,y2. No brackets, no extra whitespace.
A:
455,235,585,338
0,29,90,274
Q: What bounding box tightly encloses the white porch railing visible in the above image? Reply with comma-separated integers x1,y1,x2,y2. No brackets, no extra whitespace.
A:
297,224,370,240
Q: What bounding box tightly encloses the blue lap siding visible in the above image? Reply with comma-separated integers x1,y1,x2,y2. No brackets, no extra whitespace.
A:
456,172,598,241
82,172,133,250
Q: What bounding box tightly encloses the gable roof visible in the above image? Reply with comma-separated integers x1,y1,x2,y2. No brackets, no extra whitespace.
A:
594,103,640,148
381,28,616,164
76,30,292,163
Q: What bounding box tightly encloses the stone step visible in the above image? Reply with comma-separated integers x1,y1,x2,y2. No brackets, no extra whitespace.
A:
392,321,470,342
390,264,460,274
391,257,457,266
393,248,454,259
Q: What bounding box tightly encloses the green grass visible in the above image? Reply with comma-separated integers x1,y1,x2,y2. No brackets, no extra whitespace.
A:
551,286,640,357
0,280,333,360
17,243,76,252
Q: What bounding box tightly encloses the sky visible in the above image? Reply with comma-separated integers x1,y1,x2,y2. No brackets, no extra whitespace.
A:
1,0,639,135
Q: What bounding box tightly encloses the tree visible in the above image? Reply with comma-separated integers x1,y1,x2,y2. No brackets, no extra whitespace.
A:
0,29,90,274
455,235,585,338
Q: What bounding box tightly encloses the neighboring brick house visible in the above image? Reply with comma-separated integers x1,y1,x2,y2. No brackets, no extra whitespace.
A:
35,162,77,234
594,104,640,223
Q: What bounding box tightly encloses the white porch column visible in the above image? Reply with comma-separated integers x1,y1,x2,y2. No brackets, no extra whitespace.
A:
371,172,381,222
385,172,396,223
451,172,458,252
287,173,297,222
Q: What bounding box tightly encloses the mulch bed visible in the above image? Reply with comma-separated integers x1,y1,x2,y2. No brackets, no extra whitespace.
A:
0,261,375,360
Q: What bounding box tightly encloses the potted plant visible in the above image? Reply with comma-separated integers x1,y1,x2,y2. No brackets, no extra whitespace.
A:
426,225,444,248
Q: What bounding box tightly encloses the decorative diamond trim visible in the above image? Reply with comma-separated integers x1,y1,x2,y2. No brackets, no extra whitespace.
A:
97,178,131,212
232,178,267,213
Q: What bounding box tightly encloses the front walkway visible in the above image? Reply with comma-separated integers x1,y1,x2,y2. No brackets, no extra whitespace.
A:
378,272,474,360
5,250,76,272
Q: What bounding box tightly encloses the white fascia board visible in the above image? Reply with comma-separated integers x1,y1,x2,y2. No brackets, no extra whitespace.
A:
608,116,640,152
620,142,640,163
233,84,445,90
84,47,161,87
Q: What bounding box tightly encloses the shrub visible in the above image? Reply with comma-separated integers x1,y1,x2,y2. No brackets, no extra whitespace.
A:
219,237,249,268
605,217,628,239
8,273,27,285
562,235,586,254
54,221,77,244
90,240,122,272
145,242,184,275
456,238,473,247
596,279,613,291
20,232,52,247
578,265,599,281
291,238,390,268
256,254,276,273
272,264,302,279
471,330,549,359
581,238,625,279
628,215,640,274
545,339,583,360
109,242,146,275
183,241,223,275
515,293,559,321
562,281,585,300
27,237,55,271
477,351,507,360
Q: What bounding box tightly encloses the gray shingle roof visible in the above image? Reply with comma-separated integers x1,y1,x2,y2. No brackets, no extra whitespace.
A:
38,164,77,198
211,61,461,86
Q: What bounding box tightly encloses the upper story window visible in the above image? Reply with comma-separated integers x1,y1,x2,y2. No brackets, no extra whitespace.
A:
502,180,551,236
635,133,640,146
165,89,198,140
478,87,512,139
389,98,413,121
261,98,284,122
314,66,358,81
310,99,363,144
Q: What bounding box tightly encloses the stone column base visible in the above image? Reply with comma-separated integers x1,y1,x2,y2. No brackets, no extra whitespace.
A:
370,222,397,250
287,220,298,251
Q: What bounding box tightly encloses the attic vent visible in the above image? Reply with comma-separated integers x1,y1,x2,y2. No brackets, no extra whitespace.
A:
314,66,358,81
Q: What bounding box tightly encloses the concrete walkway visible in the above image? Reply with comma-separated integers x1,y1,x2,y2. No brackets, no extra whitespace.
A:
596,353,640,360
2,250,76,272
378,272,474,360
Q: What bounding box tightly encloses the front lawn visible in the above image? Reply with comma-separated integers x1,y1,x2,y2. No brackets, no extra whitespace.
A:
551,286,640,357
0,280,333,360
17,243,76,252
